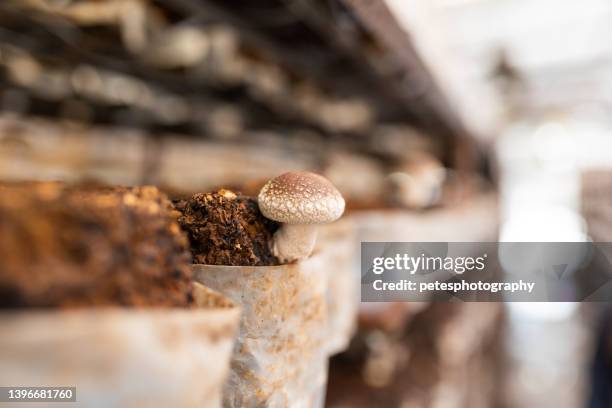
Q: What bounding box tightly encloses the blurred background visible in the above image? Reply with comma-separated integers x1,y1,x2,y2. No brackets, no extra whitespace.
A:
0,0,611,407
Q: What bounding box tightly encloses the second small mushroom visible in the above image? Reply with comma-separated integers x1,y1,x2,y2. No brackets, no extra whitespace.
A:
258,171,345,263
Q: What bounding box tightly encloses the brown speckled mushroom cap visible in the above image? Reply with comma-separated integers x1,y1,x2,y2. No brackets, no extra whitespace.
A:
258,171,345,224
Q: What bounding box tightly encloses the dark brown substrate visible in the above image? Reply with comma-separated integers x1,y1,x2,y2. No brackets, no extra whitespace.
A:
174,189,279,266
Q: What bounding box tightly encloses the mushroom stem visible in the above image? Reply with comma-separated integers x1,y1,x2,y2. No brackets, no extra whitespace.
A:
272,224,318,263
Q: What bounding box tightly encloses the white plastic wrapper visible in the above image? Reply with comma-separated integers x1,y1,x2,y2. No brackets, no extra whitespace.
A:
0,284,239,408
193,253,329,408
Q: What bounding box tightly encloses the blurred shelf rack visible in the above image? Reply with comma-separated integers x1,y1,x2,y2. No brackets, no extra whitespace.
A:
0,0,480,170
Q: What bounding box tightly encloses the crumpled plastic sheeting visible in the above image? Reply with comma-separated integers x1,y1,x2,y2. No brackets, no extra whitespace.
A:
0,284,239,408
194,254,330,408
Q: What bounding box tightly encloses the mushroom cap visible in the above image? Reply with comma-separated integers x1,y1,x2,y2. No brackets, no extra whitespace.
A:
258,171,345,224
